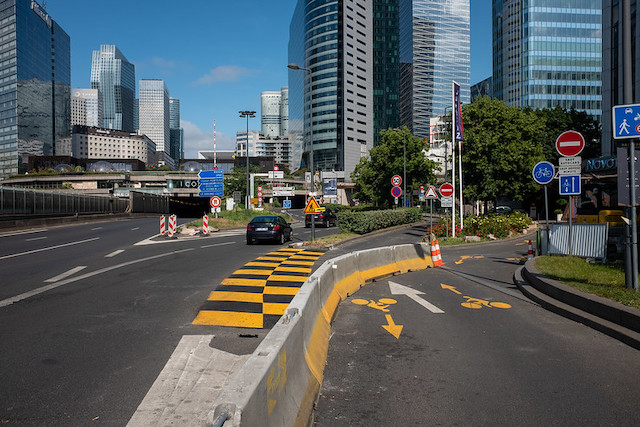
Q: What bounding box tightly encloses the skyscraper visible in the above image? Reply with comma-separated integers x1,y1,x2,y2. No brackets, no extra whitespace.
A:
399,0,470,139
138,79,171,166
72,89,103,128
289,0,373,180
90,45,135,132
169,97,183,161
493,0,602,123
261,88,289,138
0,0,70,177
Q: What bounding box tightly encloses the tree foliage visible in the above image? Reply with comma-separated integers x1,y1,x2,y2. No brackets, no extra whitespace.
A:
351,127,439,207
461,96,546,203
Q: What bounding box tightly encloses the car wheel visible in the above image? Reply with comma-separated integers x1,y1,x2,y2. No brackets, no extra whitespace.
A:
288,230,293,241
247,239,253,245
279,233,285,245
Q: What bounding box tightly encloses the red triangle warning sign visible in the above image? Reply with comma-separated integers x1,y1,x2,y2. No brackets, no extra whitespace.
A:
424,186,439,199
304,196,321,214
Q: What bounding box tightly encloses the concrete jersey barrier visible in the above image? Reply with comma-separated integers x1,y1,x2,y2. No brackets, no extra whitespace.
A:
208,243,433,426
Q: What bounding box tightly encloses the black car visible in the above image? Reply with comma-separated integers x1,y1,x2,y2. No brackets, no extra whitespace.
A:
246,215,293,245
305,211,337,227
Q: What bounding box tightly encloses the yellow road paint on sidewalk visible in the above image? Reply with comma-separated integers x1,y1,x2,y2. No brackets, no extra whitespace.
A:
207,291,263,303
192,311,263,328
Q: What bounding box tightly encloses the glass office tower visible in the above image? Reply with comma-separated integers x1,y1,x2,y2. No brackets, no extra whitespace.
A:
90,45,135,132
169,97,183,161
493,0,602,122
288,0,374,180
399,0,470,139
0,0,70,177
139,79,170,163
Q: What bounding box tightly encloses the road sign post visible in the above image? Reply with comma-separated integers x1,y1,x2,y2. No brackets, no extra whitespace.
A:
532,161,555,253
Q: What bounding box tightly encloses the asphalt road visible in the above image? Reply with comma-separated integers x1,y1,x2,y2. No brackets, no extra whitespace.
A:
314,234,640,426
0,211,336,425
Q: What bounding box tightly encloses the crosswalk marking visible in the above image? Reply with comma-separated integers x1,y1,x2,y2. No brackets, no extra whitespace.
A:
192,248,324,328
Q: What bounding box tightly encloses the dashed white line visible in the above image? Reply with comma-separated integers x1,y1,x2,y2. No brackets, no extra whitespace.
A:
44,266,87,283
25,236,47,242
0,237,100,261
200,241,236,249
91,227,103,231
0,248,194,308
105,249,125,258
131,227,140,231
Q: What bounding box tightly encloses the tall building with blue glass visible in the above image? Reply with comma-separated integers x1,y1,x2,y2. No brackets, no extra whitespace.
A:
493,0,602,123
399,0,470,139
288,0,374,180
0,0,70,177
90,45,135,132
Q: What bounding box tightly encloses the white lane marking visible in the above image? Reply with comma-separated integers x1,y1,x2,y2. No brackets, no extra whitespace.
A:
388,281,444,314
0,248,194,308
0,237,100,261
105,249,125,258
131,227,140,231
0,229,48,238
200,241,236,249
91,227,103,231
134,229,245,246
26,236,48,242
44,266,87,283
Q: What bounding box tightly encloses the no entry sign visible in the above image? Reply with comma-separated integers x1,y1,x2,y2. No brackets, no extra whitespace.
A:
439,183,454,198
556,131,585,157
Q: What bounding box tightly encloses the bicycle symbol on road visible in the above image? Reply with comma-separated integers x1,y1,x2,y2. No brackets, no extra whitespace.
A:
352,298,397,312
460,296,511,310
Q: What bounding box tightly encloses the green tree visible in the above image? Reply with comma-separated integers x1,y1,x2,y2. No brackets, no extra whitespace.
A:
224,165,263,199
461,97,546,205
351,127,439,207
534,106,601,160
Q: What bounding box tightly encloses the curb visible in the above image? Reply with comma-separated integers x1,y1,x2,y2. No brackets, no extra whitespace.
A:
514,258,640,350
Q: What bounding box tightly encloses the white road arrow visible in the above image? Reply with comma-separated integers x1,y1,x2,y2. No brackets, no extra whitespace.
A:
388,281,444,313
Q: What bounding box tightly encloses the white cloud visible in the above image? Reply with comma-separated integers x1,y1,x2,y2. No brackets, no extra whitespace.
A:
191,65,256,86
182,120,235,158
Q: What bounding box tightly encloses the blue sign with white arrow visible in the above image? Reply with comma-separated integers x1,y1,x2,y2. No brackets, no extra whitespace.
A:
613,104,640,139
198,169,224,197
559,175,581,196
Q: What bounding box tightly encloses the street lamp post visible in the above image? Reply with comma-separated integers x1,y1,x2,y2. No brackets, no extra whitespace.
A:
239,110,255,214
288,63,316,241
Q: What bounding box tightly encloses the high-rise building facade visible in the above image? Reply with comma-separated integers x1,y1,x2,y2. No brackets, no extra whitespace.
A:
0,0,70,177
139,80,171,165
72,89,103,128
280,87,289,136
261,87,289,138
493,0,602,123
373,0,400,146
289,0,374,180
169,97,183,161
90,45,135,132
602,0,638,156
399,0,470,139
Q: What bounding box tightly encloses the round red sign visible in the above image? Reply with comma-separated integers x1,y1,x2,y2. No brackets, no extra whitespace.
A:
391,175,402,187
439,183,454,198
555,131,585,157
210,196,221,208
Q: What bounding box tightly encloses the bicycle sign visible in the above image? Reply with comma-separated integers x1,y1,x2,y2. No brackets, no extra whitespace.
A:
532,161,555,185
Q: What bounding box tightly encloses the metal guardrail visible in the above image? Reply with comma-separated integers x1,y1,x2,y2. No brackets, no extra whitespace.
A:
540,223,609,260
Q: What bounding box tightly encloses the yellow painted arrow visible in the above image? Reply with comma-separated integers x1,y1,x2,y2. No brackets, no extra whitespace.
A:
441,283,462,294
382,314,403,339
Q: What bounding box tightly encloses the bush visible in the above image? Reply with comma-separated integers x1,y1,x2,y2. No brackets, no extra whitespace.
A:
338,208,422,234
428,212,532,239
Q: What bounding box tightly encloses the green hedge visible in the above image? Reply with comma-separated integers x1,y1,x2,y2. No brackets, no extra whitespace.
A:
338,208,422,234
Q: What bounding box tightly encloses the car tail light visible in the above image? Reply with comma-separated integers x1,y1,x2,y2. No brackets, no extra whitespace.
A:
273,224,281,230
247,224,253,231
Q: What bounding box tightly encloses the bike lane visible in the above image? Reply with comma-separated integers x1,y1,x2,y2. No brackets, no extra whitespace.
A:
313,236,640,426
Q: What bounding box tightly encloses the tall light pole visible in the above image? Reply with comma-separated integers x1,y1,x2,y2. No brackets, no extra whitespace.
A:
288,63,315,241
239,110,255,214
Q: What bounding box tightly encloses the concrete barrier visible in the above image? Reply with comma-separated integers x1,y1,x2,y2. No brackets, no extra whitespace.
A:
207,244,434,426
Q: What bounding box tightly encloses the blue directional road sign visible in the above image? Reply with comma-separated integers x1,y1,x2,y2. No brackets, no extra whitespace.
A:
559,174,581,196
532,161,555,185
613,104,640,139
283,200,292,209
198,170,224,197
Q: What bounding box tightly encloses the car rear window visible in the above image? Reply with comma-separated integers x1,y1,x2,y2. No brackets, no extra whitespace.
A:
251,216,277,224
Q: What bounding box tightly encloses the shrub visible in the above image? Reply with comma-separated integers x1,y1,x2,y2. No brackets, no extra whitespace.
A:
338,208,422,234
428,212,531,239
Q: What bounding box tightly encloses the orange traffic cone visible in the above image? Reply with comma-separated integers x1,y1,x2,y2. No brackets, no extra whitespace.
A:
430,239,444,267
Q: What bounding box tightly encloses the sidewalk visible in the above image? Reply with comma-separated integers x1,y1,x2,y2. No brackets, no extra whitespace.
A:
514,259,640,350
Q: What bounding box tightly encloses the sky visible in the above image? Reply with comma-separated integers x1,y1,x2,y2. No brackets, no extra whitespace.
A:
44,0,492,159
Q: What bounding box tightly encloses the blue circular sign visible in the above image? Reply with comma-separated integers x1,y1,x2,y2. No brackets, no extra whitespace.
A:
391,186,402,198
532,161,555,185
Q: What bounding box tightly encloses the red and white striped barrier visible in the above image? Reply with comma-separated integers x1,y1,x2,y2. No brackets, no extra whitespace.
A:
167,214,177,238
202,215,209,235
430,239,444,267
160,215,166,235
527,240,534,259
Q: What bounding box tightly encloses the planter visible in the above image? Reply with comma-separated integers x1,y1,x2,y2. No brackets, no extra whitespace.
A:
556,213,563,222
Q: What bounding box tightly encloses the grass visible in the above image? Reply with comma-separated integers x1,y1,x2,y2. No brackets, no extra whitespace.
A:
303,231,358,247
535,256,640,309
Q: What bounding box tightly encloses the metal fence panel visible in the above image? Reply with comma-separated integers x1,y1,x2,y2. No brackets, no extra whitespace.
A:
548,223,609,260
